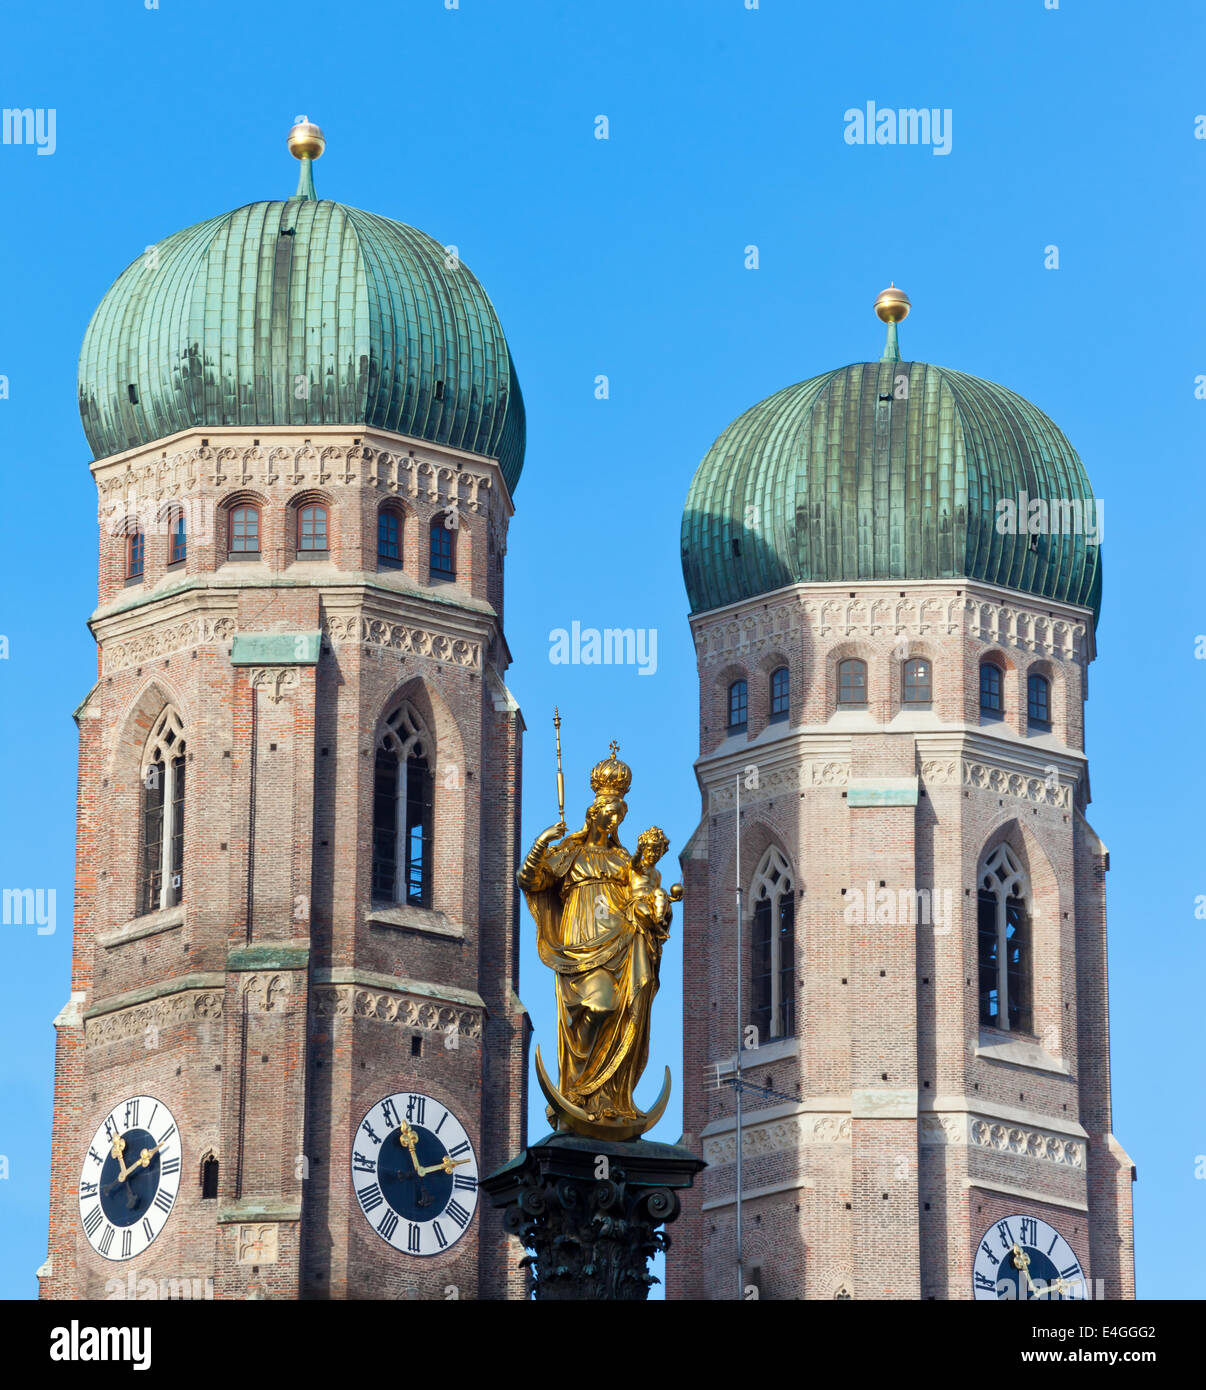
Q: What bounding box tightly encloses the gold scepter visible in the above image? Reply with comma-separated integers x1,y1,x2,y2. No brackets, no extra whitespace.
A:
553,707,565,827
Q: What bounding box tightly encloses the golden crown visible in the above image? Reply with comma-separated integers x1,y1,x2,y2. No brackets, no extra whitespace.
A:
590,741,632,799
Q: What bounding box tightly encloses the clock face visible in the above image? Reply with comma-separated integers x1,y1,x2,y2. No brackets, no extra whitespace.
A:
352,1092,478,1256
973,1213,1086,1300
78,1095,181,1262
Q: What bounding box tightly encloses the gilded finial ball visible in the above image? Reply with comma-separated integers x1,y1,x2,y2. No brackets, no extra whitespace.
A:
874,282,911,324
287,116,326,161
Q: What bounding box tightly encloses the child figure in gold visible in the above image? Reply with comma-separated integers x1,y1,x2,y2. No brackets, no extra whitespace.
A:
624,826,683,960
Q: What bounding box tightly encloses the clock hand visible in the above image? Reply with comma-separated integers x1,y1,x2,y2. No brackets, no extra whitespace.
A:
397,1124,435,1205
1011,1243,1040,1299
136,1145,160,1169
415,1155,471,1178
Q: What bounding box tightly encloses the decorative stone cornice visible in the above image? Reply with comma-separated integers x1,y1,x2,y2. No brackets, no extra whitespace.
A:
95,441,496,516
707,760,849,808
920,1112,1086,1170
84,986,224,1049
103,614,237,674
702,1112,852,1165
920,757,1071,809
694,584,1089,667
323,613,481,669
700,1107,1086,1171
310,983,483,1041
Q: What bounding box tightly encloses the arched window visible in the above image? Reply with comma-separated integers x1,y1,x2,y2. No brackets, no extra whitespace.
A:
1027,673,1051,729
837,658,867,707
430,513,456,579
168,509,186,566
977,843,1032,1034
200,1154,219,1200
139,708,185,916
727,679,748,731
372,704,434,908
297,503,328,555
126,528,145,579
751,846,795,1042
228,504,261,556
980,661,1003,718
378,505,403,570
769,667,790,723
903,657,932,704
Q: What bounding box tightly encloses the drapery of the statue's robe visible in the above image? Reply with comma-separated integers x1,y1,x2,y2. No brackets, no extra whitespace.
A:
520,840,659,1120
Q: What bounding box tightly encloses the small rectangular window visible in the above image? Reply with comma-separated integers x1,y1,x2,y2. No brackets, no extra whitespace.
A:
127,531,145,579
169,514,186,566
229,506,260,555
430,517,455,578
727,680,748,731
378,509,402,569
770,667,790,722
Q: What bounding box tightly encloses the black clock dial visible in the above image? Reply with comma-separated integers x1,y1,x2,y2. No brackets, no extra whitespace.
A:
97,1127,160,1226
78,1095,181,1261
352,1092,479,1256
972,1214,1086,1300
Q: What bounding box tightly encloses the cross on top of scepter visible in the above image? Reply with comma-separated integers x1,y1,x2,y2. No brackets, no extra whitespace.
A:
609,740,620,759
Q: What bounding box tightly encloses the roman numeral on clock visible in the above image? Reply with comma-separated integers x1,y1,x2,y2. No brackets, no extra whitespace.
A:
1020,1218,1037,1245
996,1220,1014,1249
161,1157,180,1176
979,1240,998,1266
358,1183,384,1213
124,1099,139,1128
83,1205,103,1238
974,1272,996,1291
143,1218,154,1243
352,1151,376,1174
381,1098,399,1128
157,1124,176,1148
1060,1264,1081,1281
406,1095,426,1126
122,1230,133,1258
432,1221,448,1249
377,1209,399,1241
446,1199,471,1229
454,1174,477,1192
447,1140,470,1159
153,1188,175,1215
89,1147,103,1167
407,1223,421,1254
98,1225,115,1256
80,1180,98,1199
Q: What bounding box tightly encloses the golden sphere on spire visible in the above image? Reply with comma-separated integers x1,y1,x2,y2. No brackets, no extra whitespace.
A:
287,116,326,161
874,282,911,324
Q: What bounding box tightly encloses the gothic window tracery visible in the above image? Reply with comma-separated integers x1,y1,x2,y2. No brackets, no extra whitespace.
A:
751,846,795,1042
977,842,1032,1034
139,707,186,916
371,703,434,908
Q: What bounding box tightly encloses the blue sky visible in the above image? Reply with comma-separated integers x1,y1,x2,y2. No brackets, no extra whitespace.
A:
0,0,1202,1300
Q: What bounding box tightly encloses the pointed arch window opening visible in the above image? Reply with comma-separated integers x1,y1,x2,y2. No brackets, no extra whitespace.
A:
977,843,1032,1034
139,708,186,916
750,846,795,1042
372,704,434,909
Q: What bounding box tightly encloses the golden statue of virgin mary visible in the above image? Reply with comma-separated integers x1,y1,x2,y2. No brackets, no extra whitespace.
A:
518,743,681,1141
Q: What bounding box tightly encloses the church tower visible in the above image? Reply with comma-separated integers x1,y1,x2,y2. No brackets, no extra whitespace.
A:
670,290,1134,1301
40,123,529,1300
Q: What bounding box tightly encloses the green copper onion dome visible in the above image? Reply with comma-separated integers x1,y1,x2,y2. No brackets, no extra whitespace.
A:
681,289,1101,619
78,121,526,491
